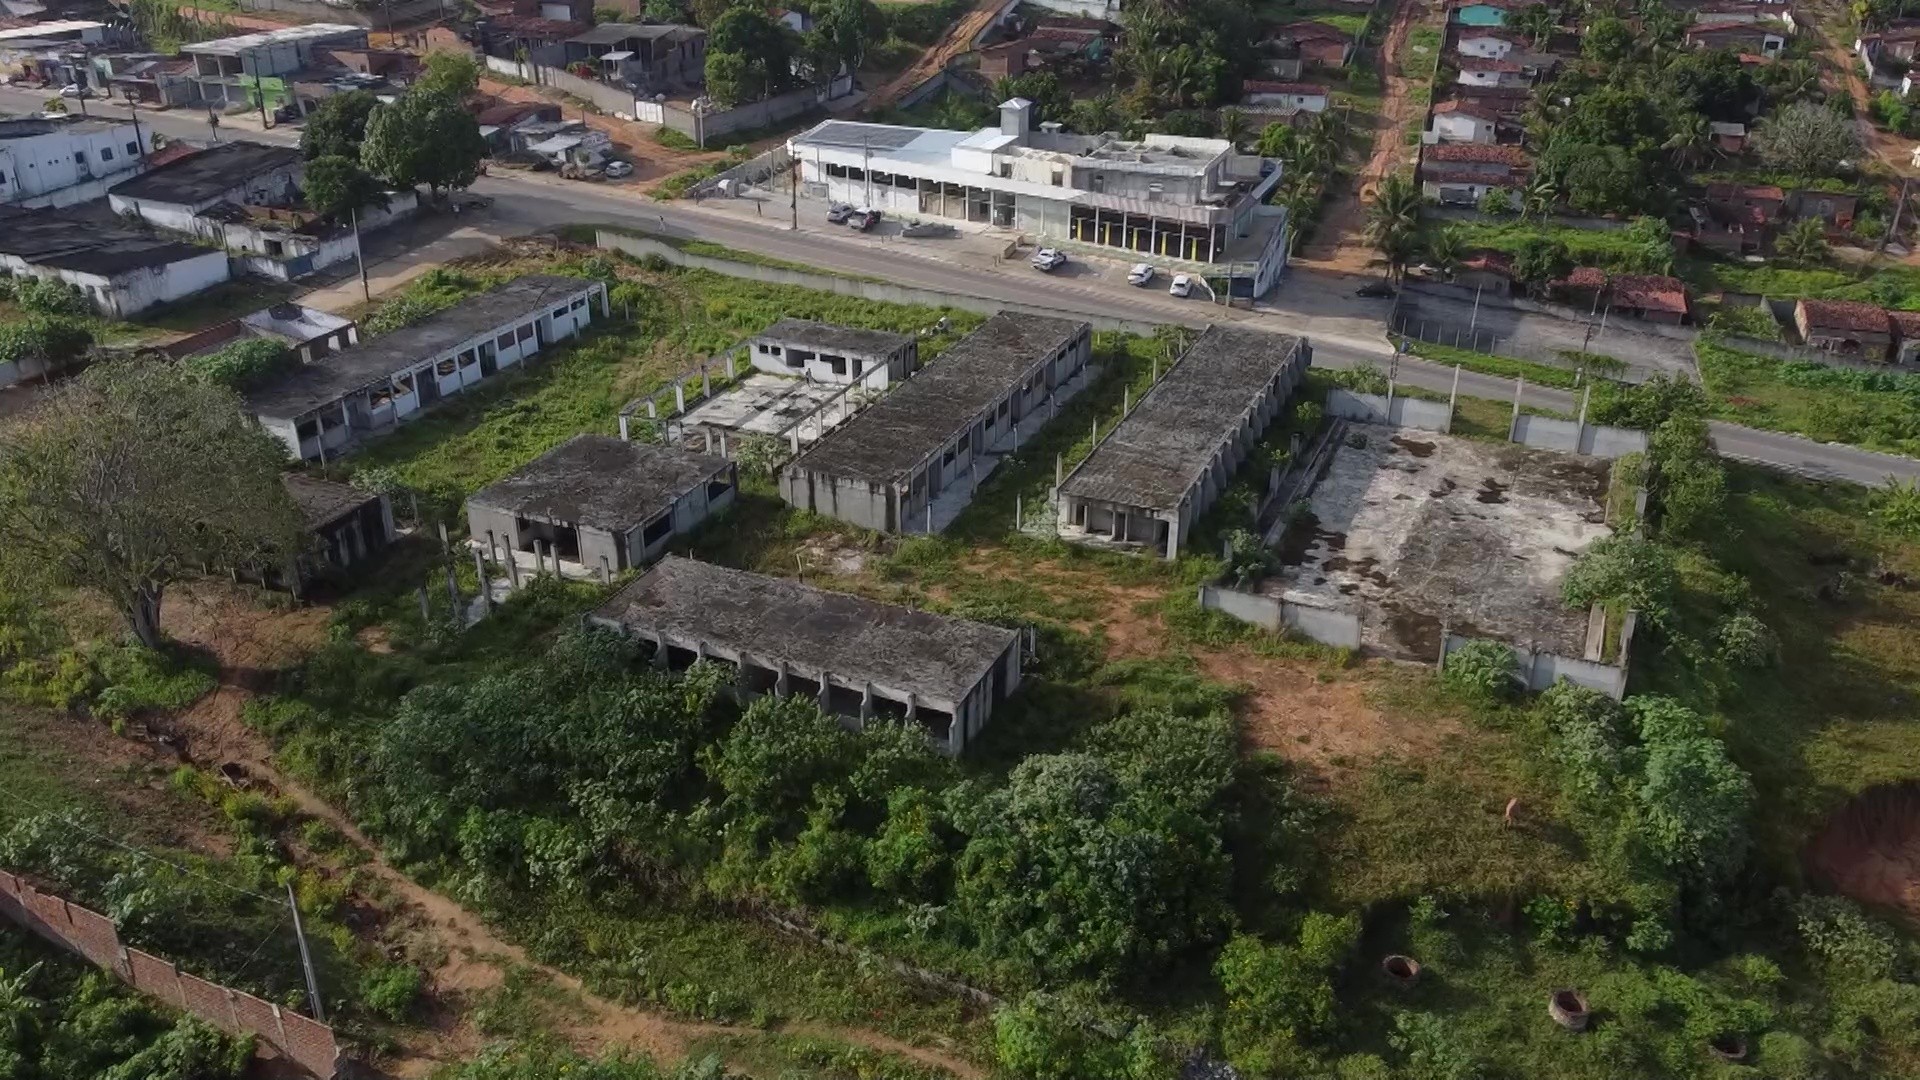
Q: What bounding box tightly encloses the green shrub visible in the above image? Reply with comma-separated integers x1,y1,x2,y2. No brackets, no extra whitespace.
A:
12,277,92,317
88,642,216,721
358,962,425,1021
1440,638,1517,699
653,126,700,151
186,338,295,390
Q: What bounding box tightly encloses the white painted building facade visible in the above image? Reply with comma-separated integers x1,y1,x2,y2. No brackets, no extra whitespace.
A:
0,117,152,205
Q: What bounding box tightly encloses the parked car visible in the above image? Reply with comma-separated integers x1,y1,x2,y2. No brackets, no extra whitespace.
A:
1168,273,1193,298
853,208,882,231
57,83,92,99
603,160,634,179
826,202,855,223
1356,280,1396,299
902,220,955,238
1127,263,1156,287
1031,248,1068,271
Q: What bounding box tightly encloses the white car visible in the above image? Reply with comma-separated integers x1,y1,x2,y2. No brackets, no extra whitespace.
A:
602,160,634,179
1168,273,1194,298
1126,263,1156,287
58,83,91,99
1031,248,1068,271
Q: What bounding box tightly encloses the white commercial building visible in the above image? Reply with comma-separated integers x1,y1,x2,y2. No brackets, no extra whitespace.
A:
789,99,1292,298
181,24,368,109
0,115,153,206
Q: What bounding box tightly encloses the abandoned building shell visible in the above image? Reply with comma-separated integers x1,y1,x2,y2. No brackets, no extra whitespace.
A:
779,312,1092,532
748,317,920,388
1057,325,1311,557
466,434,736,576
588,556,1023,754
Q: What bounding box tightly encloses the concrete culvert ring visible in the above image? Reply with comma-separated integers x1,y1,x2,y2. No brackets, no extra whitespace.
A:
1381,955,1421,987
1709,1034,1749,1062
1804,782,1920,925
1548,989,1590,1032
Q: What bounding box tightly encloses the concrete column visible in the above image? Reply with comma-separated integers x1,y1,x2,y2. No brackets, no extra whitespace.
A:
1055,454,1063,485
790,429,801,452
473,548,493,613
444,563,460,620
646,399,658,419
719,430,728,456
925,498,933,535
1166,512,1181,560
506,546,522,589
599,555,611,583
860,682,873,722
775,660,790,695
817,670,832,709
701,365,711,398
905,692,917,721
674,382,686,414
619,414,630,441
651,631,668,668
705,428,714,453
727,350,738,379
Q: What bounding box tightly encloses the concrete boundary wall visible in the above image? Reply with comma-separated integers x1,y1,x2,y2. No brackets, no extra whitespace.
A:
0,869,339,1078
595,230,1168,335
1441,611,1636,700
1509,413,1648,458
1196,585,1362,649
1325,387,1454,433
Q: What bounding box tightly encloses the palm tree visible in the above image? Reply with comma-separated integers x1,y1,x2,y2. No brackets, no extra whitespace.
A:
1776,217,1829,266
1664,112,1714,170
1364,173,1423,282
1520,174,1558,221
1219,108,1250,150
1514,4,1556,48
1769,59,1822,105
1640,4,1684,54
1426,226,1465,280
1258,121,1299,161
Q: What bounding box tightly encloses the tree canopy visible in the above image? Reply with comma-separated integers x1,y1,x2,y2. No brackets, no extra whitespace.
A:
299,89,379,161
0,360,303,647
360,88,487,197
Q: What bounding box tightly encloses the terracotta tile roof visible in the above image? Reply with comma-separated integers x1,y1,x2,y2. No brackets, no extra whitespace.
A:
1800,298,1893,333
1613,275,1690,314
491,14,588,36
1426,142,1531,166
142,142,201,170
1461,251,1513,274
1562,266,1608,290
1433,99,1502,120
1737,52,1773,64
1706,182,1785,203
1243,80,1331,96
1889,309,1920,337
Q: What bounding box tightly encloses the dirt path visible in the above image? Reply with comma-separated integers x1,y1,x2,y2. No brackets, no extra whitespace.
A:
866,0,1006,113
158,584,984,1080
1811,12,1915,172
1296,0,1426,273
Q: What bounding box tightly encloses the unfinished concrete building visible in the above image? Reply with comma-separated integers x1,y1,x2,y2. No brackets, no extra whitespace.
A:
588,556,1023,754
284,474,395,581
749,318,919,388
1057,326,1310,558
780,312,1093,533
466,434,735,578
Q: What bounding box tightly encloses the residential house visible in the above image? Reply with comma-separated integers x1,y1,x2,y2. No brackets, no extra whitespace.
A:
1890,309,1920,365
473,99,562,153
1420,142,1530,204
789,103,1292,296
181,24,369,111
1686,20,1786,57
1856,21,1920,67
979,40,1032,80
1428,99,1500,144
0,204,229,326
1242,80,1330,112
1445,85,1532,118
1455,55,1530,89
244,275,607,462
475,0,593,22
1788,189,1857,231
588,556,1025,756
316,46,418,81
0,114,151,206
1452,251,1516,294
103,55,196,106
1795,298,1892,355
1454,28,1526,59
1268,21,1354,68
1556,269,1692,326
467,434,736,578
164,303,359,365
561,23,706,94
459,14,588,60
1710,120,1747,153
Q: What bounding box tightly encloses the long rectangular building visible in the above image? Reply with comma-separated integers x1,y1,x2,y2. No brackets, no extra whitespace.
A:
588,556,1023,754
1057,325,1310,558
780,312,1091,533
244,275,605,462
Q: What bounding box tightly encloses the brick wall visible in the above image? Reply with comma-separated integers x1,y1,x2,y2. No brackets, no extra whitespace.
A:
0,869,340,1079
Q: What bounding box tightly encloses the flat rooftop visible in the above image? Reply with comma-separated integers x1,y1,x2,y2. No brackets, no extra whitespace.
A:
1060,326,1305,512
0,205,216,275
755,318,914,357
108,140,302,205
1265,425,1610,659
284,474,376,530
243,275,599,420
679,372,844,440
183,23,364,54
590,556,1020,706
790,312,1088,486
468,435,729,532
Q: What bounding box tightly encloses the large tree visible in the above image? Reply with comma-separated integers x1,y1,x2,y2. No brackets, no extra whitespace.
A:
1363,173,1422,283
360,88,487,198
304,154,388,222
415,49,482,99
1752,101,1862,179
0,360,303,647
703,7,791,104
299,89,379,161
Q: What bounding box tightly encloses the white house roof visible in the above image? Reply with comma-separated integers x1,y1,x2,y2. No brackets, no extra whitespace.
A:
0,20,101,42
528,133,585,153
183,24,364,56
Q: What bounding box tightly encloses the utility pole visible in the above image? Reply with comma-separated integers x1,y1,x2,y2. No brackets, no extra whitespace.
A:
287,883,326,1023
251,49,271,131
352,207,371,302
789,153,798,230
1884,174,1912,255
1467,281,1483,338
126,89,146,161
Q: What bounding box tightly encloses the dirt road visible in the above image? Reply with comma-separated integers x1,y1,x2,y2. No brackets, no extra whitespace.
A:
158,585,983,1080
1811,14,1915,172
867,0,1006,113
1297,0,1427,273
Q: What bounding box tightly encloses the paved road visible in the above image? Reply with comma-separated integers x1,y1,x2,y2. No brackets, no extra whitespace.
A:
13,88,1919,485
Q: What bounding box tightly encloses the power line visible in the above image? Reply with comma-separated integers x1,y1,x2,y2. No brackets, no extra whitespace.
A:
0,787,286,906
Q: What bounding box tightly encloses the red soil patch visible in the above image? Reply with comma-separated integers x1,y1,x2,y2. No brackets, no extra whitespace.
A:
1806,783,1920,926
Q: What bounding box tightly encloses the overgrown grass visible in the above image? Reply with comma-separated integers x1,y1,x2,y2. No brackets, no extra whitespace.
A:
1696,338,1920,456
1406,340,1583,388
1444,220,1669,269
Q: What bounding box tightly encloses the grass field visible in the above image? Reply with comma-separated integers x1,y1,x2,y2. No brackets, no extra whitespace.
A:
1697,338,1920,457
